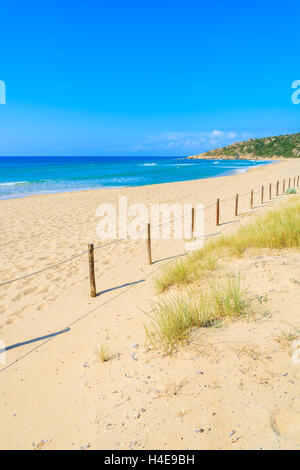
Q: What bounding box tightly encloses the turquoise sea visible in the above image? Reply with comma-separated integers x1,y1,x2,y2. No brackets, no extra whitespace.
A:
0,156,273,200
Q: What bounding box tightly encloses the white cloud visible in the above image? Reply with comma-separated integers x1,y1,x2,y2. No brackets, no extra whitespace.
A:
210,130,224,138
132,129,248,154
227,132,237,139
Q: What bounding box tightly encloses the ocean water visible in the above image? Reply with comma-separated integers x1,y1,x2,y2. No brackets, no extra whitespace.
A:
0,156,273,200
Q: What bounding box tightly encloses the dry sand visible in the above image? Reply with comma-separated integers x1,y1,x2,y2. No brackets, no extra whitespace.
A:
0,159,300,450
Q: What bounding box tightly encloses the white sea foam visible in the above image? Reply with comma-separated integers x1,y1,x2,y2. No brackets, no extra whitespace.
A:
139,163,157,166
0,181,28,186
175,163,194,166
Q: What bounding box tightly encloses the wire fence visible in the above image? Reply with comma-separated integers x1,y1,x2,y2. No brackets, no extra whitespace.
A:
0,174,299,373
0,175,298,288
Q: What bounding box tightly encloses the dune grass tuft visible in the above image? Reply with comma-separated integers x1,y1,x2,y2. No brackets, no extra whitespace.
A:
146,276,253,352
274,329,300,347
213,199,300,256
154,200,300,293
95,344,110,363
154,254,217,293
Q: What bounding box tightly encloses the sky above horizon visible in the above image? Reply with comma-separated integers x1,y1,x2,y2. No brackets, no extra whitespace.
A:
0,0,299,157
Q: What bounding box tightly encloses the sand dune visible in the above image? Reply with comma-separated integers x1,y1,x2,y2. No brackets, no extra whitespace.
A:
0,159,300,449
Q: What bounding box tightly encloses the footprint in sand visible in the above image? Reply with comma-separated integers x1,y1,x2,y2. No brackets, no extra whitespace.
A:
6,311,23,325
16,265,28,273
270,405,300,444
11,293,23,302
23,287,37,295
38,286,49,294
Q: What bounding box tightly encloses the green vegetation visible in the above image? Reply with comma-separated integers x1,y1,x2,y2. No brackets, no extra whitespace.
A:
147,200,300,351
286,188,297,194
146,277,252,352
156,200,300,293
191,132,300,159
154,254,217,293
208,199,300,255
274,329,300,347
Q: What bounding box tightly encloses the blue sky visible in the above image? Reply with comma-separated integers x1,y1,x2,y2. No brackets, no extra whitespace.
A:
0,0,299,156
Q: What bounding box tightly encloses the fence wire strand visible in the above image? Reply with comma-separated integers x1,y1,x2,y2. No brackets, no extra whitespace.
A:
0,177,296,287
0,175,297,373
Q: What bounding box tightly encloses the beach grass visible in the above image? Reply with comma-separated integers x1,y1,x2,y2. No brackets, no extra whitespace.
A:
146,276,252,352
155,199,300,293
147,199,300,351
154,254,217,293
95,344,110,363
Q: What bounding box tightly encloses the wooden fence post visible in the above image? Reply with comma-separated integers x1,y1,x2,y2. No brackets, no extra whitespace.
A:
216,199,220,226
269,183,272,199
261,185,264,204
250,189,254,209
147,223,152,265
289,178,291,188
235,193,239,216
88,243,96,298
297,176,299,187
191,207,195,239
276,181,279,196
283,179,286,194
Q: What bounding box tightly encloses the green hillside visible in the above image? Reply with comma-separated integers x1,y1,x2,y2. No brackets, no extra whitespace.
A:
189,133,300,159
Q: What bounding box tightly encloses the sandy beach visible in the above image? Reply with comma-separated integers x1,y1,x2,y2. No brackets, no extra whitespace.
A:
1,159,300,450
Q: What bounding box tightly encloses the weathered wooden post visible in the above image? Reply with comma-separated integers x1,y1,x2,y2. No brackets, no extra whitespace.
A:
269,183,272,199
283,179,286,194
216,199,220,226
276,181,279,196
191,207,195,239
289,178,291,189
250,189,254,209
147,223,152,265
297,176,299,187
261,185,264,204
88,243,96,298
235,193,239,216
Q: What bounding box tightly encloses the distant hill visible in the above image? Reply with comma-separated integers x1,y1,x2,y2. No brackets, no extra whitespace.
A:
188,132,300,160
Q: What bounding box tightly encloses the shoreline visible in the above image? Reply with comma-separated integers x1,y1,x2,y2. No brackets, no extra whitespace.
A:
0,158,278,203
1,159,299,323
